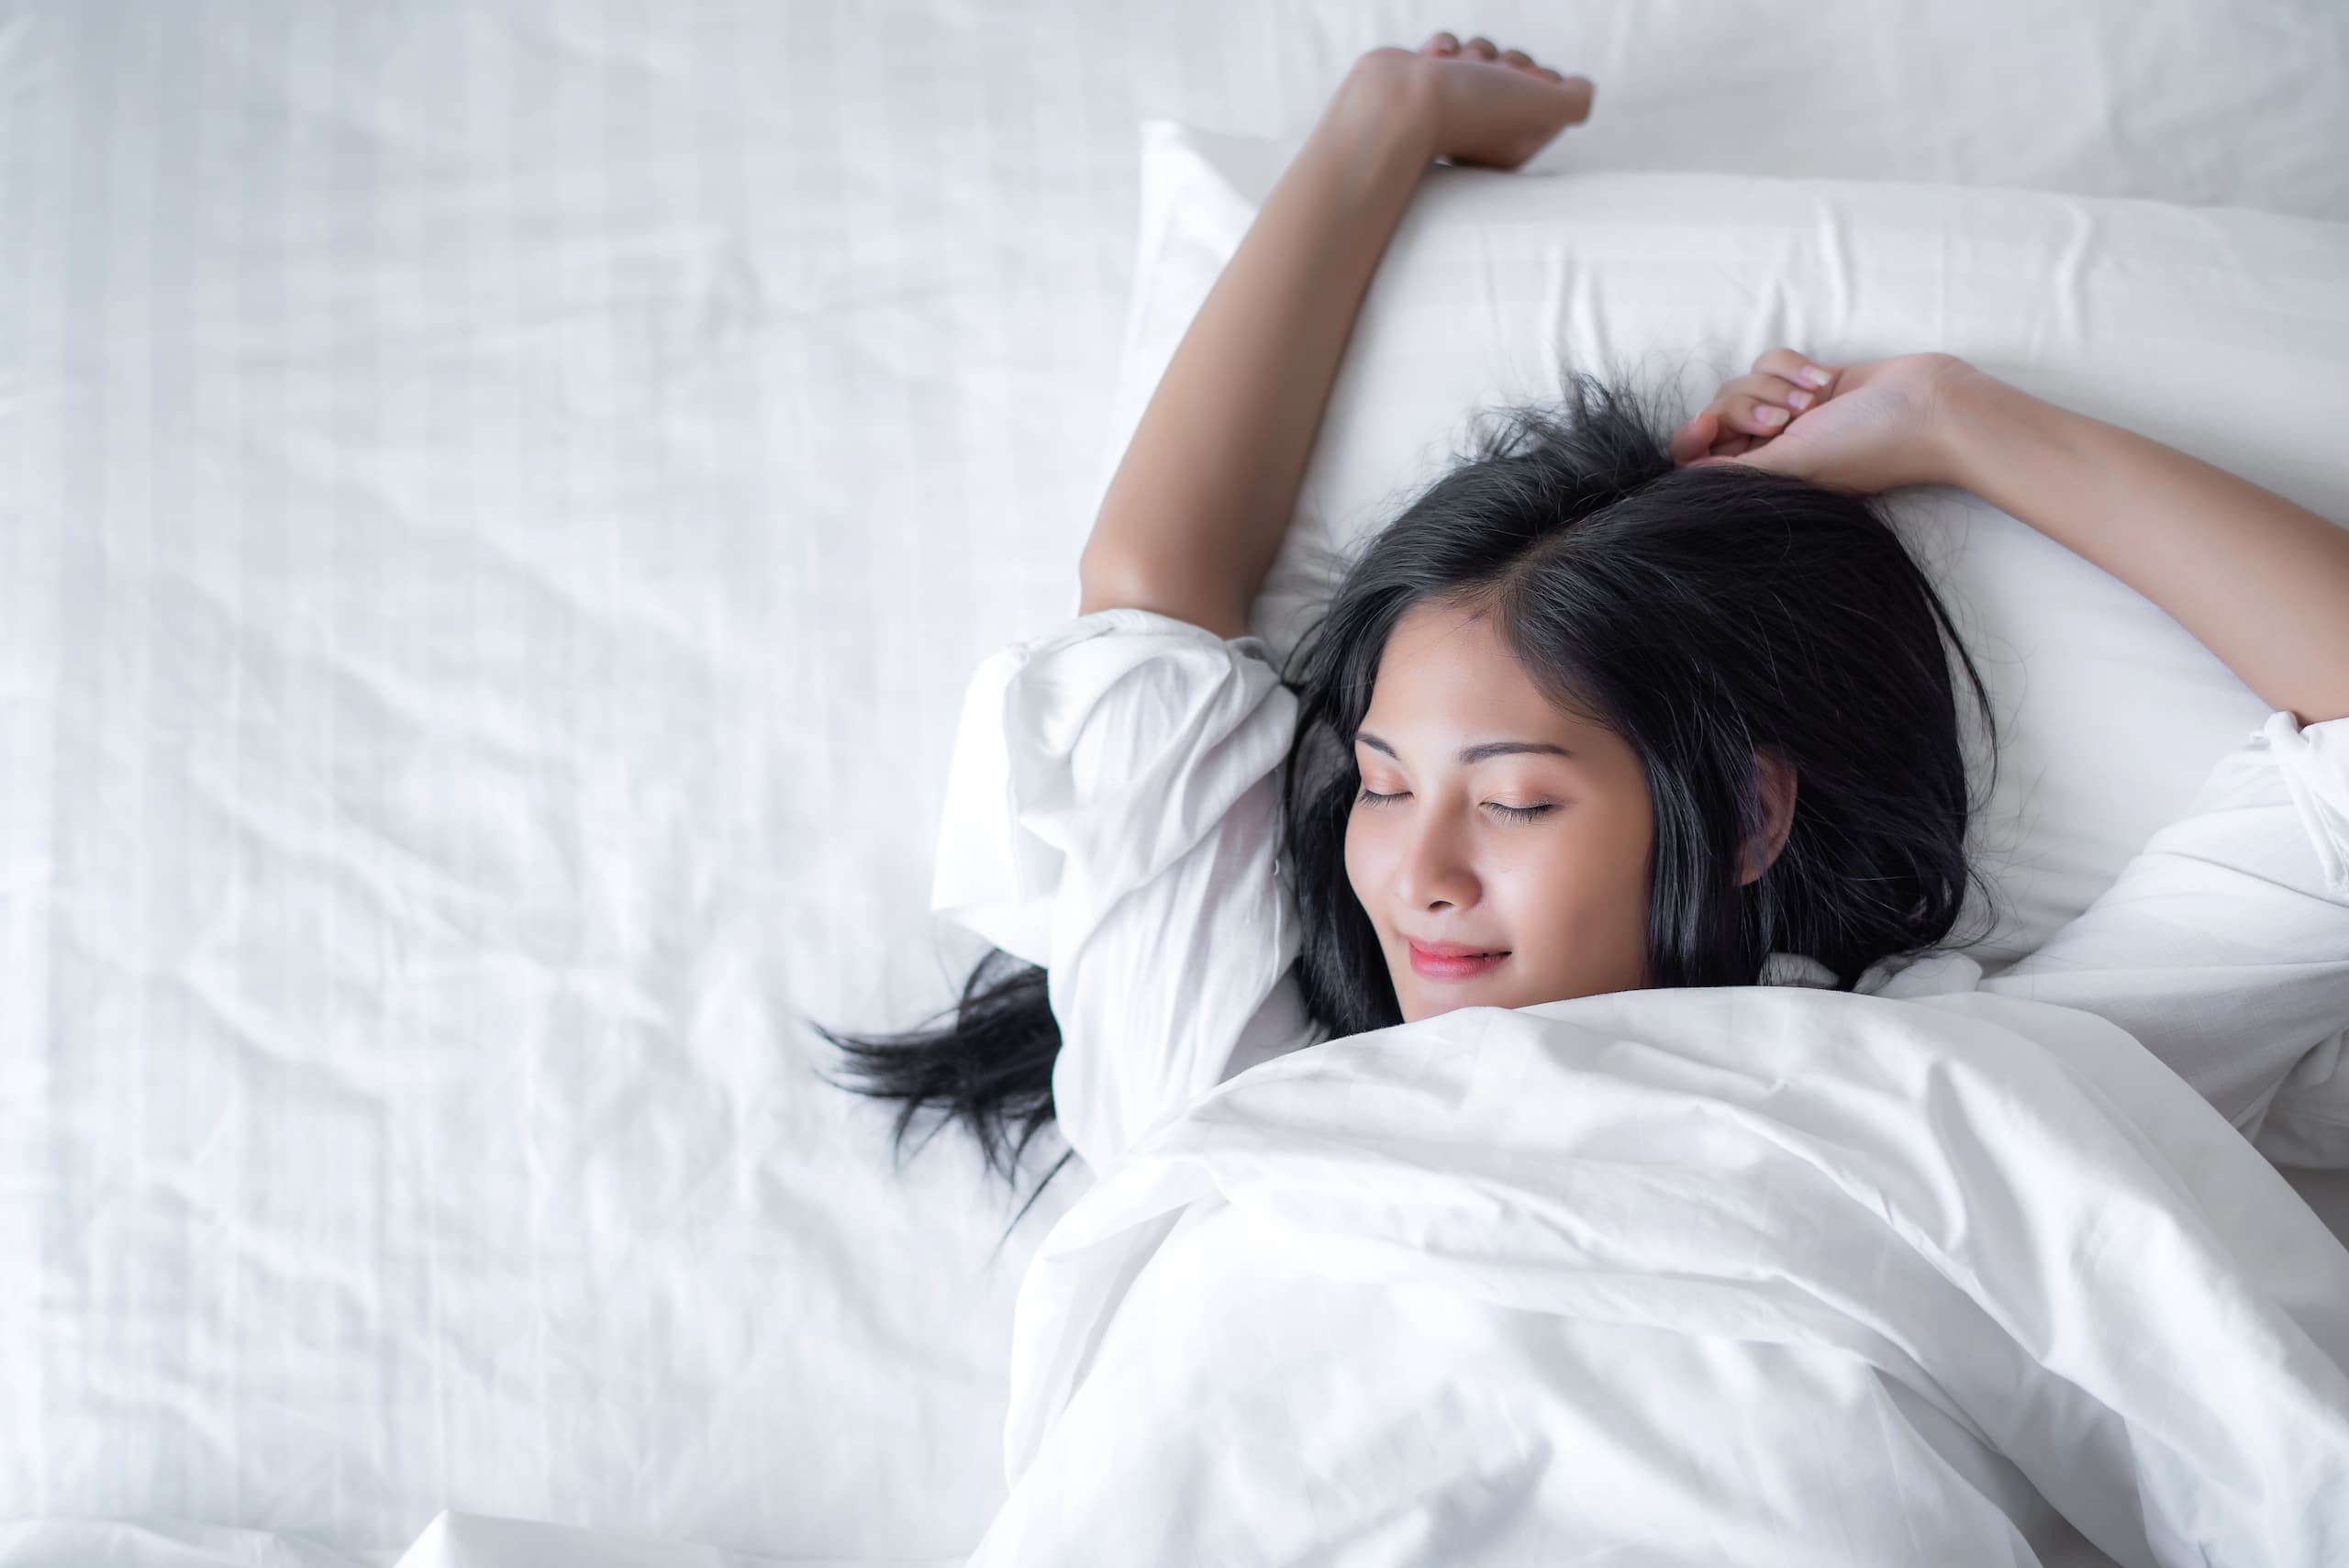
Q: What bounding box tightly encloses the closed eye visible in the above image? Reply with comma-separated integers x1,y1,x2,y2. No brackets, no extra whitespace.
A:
1354,788,1555,823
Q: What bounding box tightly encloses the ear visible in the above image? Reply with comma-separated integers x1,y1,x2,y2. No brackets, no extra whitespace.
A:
1737,745,1798,887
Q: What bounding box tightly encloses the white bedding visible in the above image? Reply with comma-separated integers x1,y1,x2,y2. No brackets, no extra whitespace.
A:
972,989,2349,1566
8,2,2349,1563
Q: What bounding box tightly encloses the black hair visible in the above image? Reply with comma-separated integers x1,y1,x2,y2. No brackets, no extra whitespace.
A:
810,367,2000,1251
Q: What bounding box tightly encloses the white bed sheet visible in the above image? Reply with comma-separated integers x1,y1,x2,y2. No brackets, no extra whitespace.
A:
6,0,2349,1562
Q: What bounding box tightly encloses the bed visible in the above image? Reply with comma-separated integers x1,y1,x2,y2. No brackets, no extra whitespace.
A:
5,2,2347,1564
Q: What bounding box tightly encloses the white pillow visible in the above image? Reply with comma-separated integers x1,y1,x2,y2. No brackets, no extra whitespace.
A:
1102,119,2349,980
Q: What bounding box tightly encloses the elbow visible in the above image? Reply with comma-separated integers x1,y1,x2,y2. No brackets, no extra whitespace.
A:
1075,550,1143,617
1075,554,1251,639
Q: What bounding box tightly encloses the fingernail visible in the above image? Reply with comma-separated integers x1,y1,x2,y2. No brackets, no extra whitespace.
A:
1755,406,1788,427
1786,388,1813,411
1800,364,1831,388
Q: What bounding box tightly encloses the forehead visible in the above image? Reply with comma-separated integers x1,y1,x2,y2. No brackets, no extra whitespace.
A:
1364,599,1591,740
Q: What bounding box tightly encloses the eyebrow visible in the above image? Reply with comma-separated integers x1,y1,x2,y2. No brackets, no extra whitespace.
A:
1354,731,1574,766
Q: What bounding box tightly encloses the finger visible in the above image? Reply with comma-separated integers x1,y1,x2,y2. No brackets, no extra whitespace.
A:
1548,73,1596,122
1720,369,1809,406
1501,48,1534,69
1423,31,1460,55
1535,66,1564,83
1669,410,1719,465
1753,346,1837,393
1464,36,1499,60
1697,432,1795,473
1726,439,1796,474
1736,368,1818,414
1714,384,1802,437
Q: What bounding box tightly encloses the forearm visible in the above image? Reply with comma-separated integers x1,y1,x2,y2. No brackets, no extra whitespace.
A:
1938,372,2349,727
1078,59,1435,639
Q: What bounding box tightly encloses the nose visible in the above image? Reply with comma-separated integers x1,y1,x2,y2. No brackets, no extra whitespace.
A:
1394,800,1481,912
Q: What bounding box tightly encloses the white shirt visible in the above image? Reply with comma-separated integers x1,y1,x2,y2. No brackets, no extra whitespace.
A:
931,607,2349,1176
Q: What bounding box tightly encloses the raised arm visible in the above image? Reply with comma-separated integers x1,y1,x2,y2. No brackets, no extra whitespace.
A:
1078,36,1594,639
1935,373,2349,728
1680,349,2349,728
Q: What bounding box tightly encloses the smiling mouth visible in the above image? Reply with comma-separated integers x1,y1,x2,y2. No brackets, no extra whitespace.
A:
1407,943,1511,981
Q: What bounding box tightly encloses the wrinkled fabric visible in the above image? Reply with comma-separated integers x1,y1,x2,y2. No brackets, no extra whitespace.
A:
2266,706,2349,897
932,608,1303,1173
971,987,2349,1567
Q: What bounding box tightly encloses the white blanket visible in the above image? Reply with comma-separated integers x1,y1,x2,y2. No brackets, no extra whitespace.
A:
969,989,2349,1566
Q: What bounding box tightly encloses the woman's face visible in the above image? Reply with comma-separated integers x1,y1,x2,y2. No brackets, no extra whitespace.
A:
1343,598,1656,1023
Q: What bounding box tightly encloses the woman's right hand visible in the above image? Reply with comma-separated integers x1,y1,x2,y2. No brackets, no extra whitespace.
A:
1670,349,1983,495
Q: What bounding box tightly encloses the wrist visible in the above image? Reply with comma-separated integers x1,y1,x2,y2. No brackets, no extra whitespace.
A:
1927,361,2020,489
1334,49,1442,168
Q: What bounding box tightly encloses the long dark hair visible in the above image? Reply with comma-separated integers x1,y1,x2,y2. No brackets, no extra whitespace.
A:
811,368,2000,1246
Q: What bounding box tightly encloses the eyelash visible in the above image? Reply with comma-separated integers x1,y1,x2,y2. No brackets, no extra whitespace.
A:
1354,787,1555,823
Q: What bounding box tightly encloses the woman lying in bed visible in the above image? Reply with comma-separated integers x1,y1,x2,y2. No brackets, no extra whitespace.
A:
820,32,2349,1230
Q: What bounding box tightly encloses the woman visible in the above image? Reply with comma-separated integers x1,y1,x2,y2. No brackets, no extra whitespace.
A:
818,34,2349,1238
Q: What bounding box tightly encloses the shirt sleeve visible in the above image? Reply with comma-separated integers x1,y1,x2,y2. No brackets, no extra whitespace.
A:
929,607,1309,1173
1976,709,2349,1147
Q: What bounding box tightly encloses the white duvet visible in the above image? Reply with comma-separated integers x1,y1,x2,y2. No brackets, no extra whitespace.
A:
967,987,2349,1567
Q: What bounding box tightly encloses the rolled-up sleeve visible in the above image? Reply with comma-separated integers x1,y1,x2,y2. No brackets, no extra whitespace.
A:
1978,710,2349,1161
930,608,1308,1173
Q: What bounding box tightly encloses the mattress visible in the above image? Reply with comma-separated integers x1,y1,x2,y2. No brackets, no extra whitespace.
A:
6,1,2349,1562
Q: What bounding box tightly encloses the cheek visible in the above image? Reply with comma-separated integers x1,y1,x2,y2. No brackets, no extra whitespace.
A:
1482,834,1575,924
1341,810,1376,905
1490,816,1636,935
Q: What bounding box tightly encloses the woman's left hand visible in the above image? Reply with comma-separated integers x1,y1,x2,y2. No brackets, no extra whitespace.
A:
1356,34,1596,172
1671,348,1981,495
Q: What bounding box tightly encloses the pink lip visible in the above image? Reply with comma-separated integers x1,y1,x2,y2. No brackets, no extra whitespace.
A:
1408,940,1509,981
